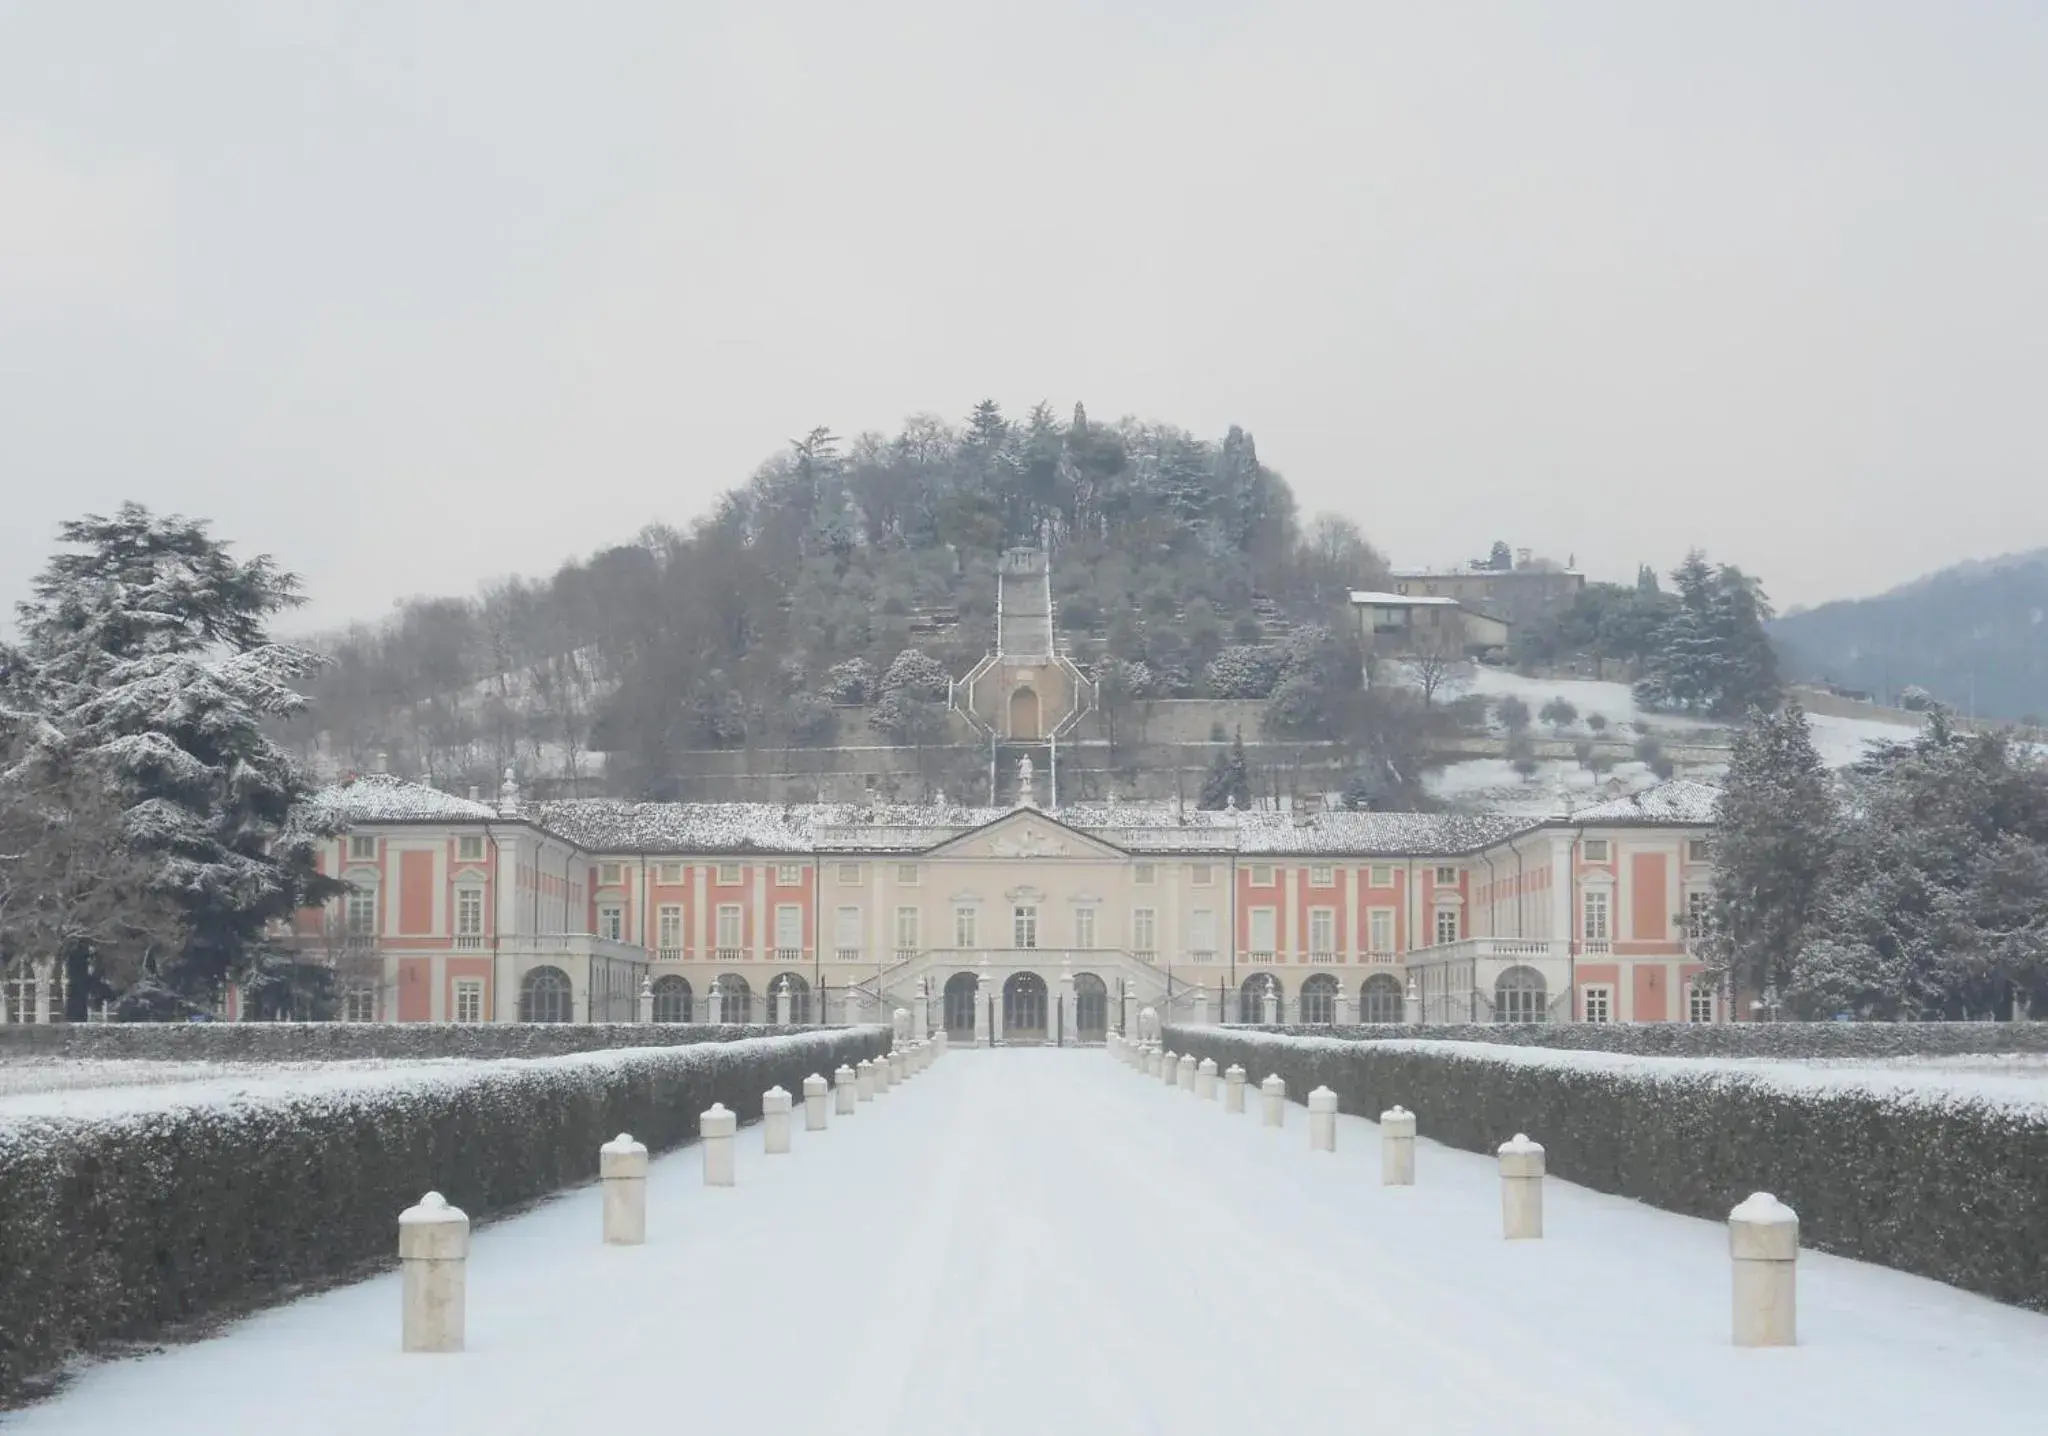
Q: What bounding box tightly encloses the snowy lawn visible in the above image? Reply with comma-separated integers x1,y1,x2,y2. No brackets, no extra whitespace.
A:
14,1048,2048,1435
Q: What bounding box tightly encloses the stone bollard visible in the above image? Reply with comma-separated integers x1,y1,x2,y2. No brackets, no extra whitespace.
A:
1380,1106,1416,1185
855,1059,876,1102
1224,1064,1248,1113
1498,1134,1544,1238
1729,1193,1799,1347
399,1192,469,1353
835,1064,858,1115
600,1133,649,1245
888,1047,907,1084
874,1052,892,1092
1160,1050,1179,1085
893,1007,911,1044
1260,1074,1287,1128
935,1029,948,1056
1195,1057,1217,1101
803,1073,830,1131
702,1103,737,1186
763,1086,793,1155
1144,1043,1161,1078
1308,1087,1337,1152
1177,1054,1196,1091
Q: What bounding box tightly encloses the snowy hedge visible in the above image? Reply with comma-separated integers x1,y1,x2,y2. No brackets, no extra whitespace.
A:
1162,1027,2048,1312
1234,1021,2048,1058
0,1029,887,1405
0,1022,833,1064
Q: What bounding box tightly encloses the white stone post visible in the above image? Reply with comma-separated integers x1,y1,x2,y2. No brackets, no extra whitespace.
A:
1224,1064,1248,1113
1729,1193,1799,1347
893,1007,911,1044
701,1102,737,1185
637,977,654,1025
773,989,789,1026
1160,1049,1178,1085
1260,1074,1286,1127
399,1192,469,1353
1261,990,1279,1026
1177,1053,1196,1091
975,979,991,1048
762,1086,793,1154
875,1050,893,1091
1193,988,1209,1027
1195,1057,1218,1100
1308,1087,1337,1152
990,985,1005,1045
1121,989,1135,1036
1381,1106,1416,1185
935,1028,948,1056
600,1134,648,1245
888,1047,907,1084
1056,974,1073,1047
1332,992,1349,1026
913,990,929,1040
835,1064,858,1115
1498,1134,1544,1238
707,986,725,1025
33,961,54,1025
1139,1005,1158,1041
803,1073,830,1131
855,1059,876,1102
1404,978,1422,1026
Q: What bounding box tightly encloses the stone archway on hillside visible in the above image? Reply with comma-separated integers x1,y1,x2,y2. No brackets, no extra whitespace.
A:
1003,970,1048,1041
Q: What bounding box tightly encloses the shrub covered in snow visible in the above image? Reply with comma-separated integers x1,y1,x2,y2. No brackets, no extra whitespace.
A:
1204,645,1283,699
0,1020,841,1063
1163,1026,2048,1312
0,1028,888,1403
879,648,949,702
1219,1020,2048,1058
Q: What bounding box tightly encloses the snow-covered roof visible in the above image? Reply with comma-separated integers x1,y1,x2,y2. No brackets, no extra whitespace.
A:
303,773,498,824
1231,810,1541,855
536,800,824,854
1564,779,1720,826
1349,591,1463,608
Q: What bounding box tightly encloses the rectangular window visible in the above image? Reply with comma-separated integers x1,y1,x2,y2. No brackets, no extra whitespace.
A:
895,906,920,952
716,904,743,949
657,862,684,884
1073,907,1095,950
1134,863,1156,885
1583,890,1611,942
1308,864,1334,888
896,864,919,885
657,905,683,952
774,904,803,952
954,906,978,949
1013,905,1038,949
343,988,378,1022
838,862,863,884
1249,907,1276,954
1434,907,1459,945
1250,865,1274,886
1308,908,1336,953
1685,890,1711,940
345,888,378,935
1369,864,1392,887
1688,982,1716,1023
1132,908,1156,953
599,862,624,887
834,906,862,951
348,834,376,860
1190,864,1213,887
458,835,484,862
1190,908,1216,953
1368,908,1395,954
453,979,483,1024
1583,986,1613,1024
1687,838,1712,863
455,888,483,937
716,863,741,885
776,864,803,885
1582,839,1610,863
1434,866,1458,886
598,904,624,942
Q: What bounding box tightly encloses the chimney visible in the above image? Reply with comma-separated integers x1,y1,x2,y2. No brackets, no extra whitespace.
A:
373,750,390,775
467,785,481,802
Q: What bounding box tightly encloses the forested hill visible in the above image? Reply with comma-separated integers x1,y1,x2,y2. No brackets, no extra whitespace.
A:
300,401,1395,795
1770,550,2048,721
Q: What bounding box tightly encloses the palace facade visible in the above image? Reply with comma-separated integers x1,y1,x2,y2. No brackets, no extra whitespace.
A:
291,769,1723,1034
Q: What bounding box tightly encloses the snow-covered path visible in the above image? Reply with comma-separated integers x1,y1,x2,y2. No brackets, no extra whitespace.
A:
16,1049,2048,1435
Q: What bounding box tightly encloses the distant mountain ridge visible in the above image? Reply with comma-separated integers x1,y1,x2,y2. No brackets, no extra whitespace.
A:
1770,549,2048,721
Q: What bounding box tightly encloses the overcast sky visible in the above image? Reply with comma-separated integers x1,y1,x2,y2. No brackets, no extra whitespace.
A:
3,1,2044,631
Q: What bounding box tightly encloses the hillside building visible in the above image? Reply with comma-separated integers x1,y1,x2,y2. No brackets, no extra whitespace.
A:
285,768,1724,1034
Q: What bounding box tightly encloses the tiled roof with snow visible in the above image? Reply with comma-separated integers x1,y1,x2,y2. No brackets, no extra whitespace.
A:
303,773,498,824
1232,809,1543,855
1565,779,1720,825
534,801,824,854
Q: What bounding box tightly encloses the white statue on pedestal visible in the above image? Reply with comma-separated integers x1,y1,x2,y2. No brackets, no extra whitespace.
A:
1016,753,1034,806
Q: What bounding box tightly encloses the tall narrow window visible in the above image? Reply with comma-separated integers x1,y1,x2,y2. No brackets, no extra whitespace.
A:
455,888,483,938
1248,907,1276,955
1434,907,1459,945
657,906,683,953
1131,908,1156,954
346,889,378,936
1073,907,1095,949
453,979,484,1023
1583,890,1611,943
1308,908,1336,954
1368,909,1395,954
834,906,862,955
598,904,624,942
1190,909,1216,955
774,904,802,953
716,905,743,950
1583,986,1613,1023
895,906,920,953
1685,890,1711,941
1013,905,1038,949
955,906,978,949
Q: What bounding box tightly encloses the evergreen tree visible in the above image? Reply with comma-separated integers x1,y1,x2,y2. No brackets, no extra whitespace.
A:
8,507,343,1015
1197,728,1253,810
1702,698,1838,1010
1633,550,1782,717
1488,540,1513,571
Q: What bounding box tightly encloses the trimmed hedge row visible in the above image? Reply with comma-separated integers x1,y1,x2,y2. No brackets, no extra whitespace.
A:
0,1022,825,1063
1234,1020,2048,1058
0,1028,889,1406
1163,1026,2048,1313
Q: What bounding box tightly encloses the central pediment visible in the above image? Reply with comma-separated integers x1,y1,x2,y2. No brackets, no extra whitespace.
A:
925,808,1126,862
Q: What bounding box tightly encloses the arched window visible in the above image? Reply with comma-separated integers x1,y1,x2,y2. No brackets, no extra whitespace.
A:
769,973,812,1025
652,975,692,1024
1361,974,1404,1025
1300,973,1341,1025
941,972,980,1037
711,973,753,1024
1493,965,1548,1024
1003,971,1048,1035
1240,973,1284,1024
1072,972,1109,1040
519,965,574,1023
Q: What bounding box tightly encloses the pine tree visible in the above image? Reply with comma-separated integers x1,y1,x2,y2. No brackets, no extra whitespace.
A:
1703,698,1838,1012
1198,729,1253,810
8,507,343,1016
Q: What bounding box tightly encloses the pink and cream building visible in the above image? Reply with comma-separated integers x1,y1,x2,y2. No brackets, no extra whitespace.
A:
293,772,1724,1033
